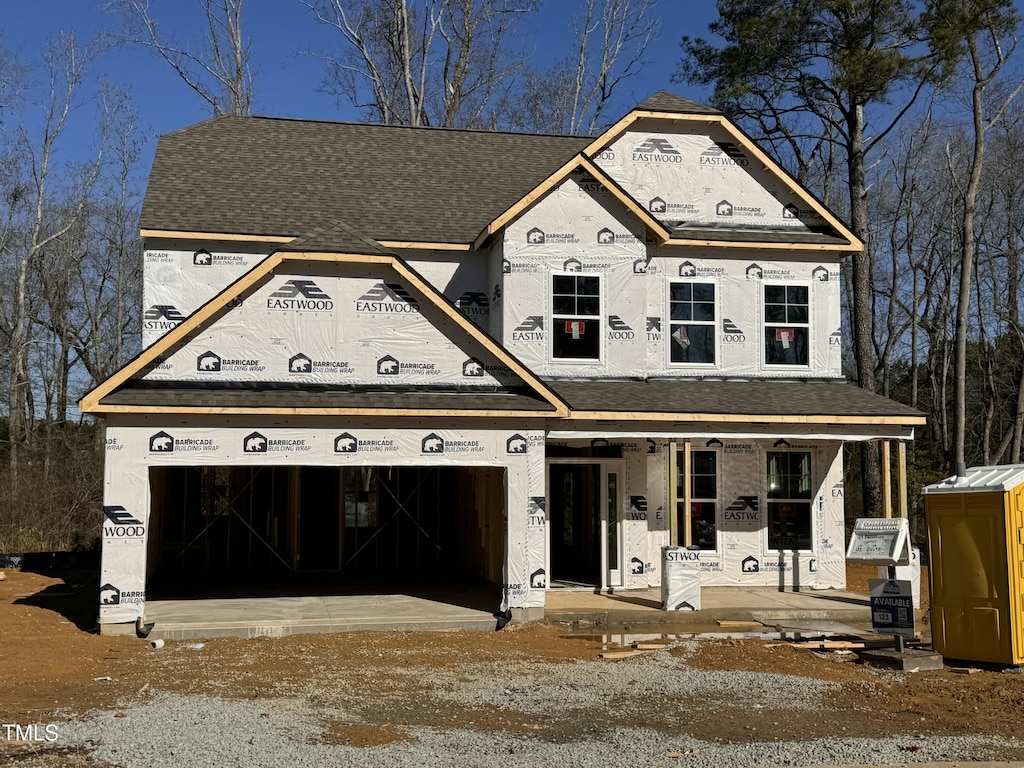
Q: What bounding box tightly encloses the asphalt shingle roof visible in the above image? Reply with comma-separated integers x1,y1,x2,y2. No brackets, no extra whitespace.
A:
636,90,720,115
141,117,589,243
276,218,392,255
100,384,557,412
546,379,924,421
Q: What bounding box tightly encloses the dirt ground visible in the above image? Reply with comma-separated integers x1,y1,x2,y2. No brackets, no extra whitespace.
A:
1,565,1022,764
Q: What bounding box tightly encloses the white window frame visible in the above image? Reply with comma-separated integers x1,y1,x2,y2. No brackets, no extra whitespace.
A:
666,278,719,369
675,445,721,553
764,449,815,553
762,281,812,370
550,270,604,364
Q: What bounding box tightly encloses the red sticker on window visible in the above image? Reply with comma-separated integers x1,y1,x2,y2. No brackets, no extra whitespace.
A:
565,320,585,338
776,328,793,342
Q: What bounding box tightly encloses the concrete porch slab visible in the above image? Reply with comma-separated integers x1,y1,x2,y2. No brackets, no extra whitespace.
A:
544,586,886,631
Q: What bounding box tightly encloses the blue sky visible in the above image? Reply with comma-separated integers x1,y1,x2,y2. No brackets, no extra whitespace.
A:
1,0,716,177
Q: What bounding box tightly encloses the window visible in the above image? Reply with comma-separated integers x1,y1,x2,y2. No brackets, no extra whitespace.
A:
764,284,809,366
552,273,601,360
669,282,716,364
675,449,718,550
766,451,812,550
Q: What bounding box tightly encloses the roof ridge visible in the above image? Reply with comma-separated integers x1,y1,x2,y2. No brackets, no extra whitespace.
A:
200,113,591,140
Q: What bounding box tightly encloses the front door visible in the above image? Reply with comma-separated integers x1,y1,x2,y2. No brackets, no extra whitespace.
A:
547,462,623,589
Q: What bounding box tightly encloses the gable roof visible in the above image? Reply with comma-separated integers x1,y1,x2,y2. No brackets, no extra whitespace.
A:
140,91,861,253
473,154,671,249
141,117,588,243
635,90,720,115
81,249,571,417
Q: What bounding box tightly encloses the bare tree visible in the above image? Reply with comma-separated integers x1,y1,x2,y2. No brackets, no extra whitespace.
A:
505,0,657,136
302,0,535,127
559,0,657,135
110,0,253,115
0,34,105,482
0,36,28,126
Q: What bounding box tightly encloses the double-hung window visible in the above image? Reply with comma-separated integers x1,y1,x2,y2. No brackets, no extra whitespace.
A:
669,281,716,365
552,273,601,360
766,451,813,550
764,284,809,366
676,449,718,550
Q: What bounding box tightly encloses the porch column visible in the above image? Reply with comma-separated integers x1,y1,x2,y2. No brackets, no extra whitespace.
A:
897,440,909,519
669,441,678,544
682,439,692,547
882,440,892,519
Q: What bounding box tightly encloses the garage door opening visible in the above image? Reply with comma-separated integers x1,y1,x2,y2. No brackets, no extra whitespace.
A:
147,465,506,607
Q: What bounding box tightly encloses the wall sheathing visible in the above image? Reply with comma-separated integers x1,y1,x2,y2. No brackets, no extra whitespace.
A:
100,418,546,626
500,173,647,379
402,250,491,330
498,197,842,380
543,437,845,591
143,242,273,347
141,260,519,387
593,125,827,233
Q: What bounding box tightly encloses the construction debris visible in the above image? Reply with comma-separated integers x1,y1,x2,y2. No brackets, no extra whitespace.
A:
598,649,651,660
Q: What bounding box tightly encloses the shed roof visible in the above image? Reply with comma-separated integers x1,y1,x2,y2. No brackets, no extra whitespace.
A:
546,379,925,423
922,464,1024,494
98,383,557,413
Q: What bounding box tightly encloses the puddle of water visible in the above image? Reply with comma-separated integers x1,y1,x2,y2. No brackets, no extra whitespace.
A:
559,624,852,646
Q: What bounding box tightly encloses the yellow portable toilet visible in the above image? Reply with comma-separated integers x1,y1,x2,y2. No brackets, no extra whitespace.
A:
923,465,1024,665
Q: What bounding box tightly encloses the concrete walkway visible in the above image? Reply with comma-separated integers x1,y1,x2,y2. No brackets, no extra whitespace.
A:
132,584,903,640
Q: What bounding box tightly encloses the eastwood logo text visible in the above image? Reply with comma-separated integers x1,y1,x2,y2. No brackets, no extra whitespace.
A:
143,305,185,331
243,432,311,453
102,506,145,538
457,291,490,316
607,315,635,339
633,137,682,163
267,280,334,310
722,318,746,342
148,431,217,453
700,141,750,166
512,316,544,341
725,496,759,522
355,282,419,313
334,432,399,454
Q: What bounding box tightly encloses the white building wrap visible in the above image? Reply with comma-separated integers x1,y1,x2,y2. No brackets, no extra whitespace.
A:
142,263,519,387
593,127,827,232
143,247,272,347
100,420,545,625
